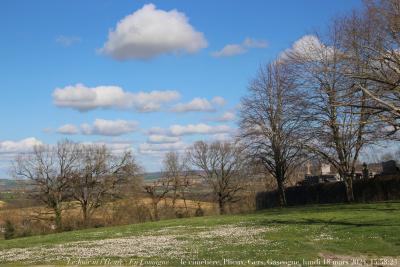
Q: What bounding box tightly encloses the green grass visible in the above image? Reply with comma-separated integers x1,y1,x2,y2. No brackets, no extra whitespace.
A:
1,202,400,266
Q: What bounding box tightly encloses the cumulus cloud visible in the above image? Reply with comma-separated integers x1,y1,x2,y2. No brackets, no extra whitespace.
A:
147,127,165,135
147,135,180,144
141,123,234,155
99,3,208,60
53,83,180,112
209,111,235,122
0,138,42,154
211,96,226,106
149,123,231,137
212,37,267,57
82,140,134,154
57,119,139,136
57,124,79,135
55,35,81,47
171,96,226,113
0,138,43,175
242,37,268,48
171,98,214,112
212,44,246,57
279,35,334,61
169,124,230,136
211,133,232,141
139,141,187,155
81,119,139,136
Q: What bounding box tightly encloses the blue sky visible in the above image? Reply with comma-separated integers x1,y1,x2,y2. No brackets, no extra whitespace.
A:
0,0,363,176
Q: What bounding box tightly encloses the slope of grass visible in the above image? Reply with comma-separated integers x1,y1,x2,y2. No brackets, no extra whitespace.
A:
1,202,400,266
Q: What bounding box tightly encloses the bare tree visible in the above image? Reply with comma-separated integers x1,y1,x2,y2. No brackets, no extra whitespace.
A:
341,0,400,133
12,140,80,230
71,145,140,225
162,151,191,211
144,178,171,220
285,23,381,202
187,141,246,214
239,61,309,206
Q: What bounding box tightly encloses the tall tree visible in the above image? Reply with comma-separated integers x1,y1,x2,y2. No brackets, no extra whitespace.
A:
341,0,400,133
162,151,191,211
239,61,308,206
13,140,80,230
286,24,379,202
144,178,171,221
187,141,246,214
71,145,140,225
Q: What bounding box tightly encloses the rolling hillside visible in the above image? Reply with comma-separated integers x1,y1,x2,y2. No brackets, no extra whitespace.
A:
1,202,399,266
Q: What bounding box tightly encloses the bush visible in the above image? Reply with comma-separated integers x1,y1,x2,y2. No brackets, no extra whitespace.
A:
112,200,152,225
195,203,204,217
4,220,15,240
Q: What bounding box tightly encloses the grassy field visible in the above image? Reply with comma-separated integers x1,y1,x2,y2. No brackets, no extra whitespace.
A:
0,197,216,225
0,202,399,266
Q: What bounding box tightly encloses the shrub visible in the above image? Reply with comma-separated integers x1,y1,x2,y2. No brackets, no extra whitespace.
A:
195,203,204,217
4,220,15,240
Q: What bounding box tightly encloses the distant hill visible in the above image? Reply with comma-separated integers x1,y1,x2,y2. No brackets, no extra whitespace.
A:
142,171,203,182
143,172,163,181
0,173,166,191
0,179,19,191
0,171,203,191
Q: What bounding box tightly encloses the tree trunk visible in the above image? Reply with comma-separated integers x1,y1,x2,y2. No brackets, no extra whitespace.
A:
277,179,287,207
218,198,226,215
172,188,177,209
152,201,159,221
181,190,188,212
54,206,62,231
344,175,355,202
82,204,89,226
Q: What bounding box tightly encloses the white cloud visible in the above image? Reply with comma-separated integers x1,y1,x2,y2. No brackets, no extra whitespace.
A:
139,141,187,154
171,96,226,113
211,133,232,141
82,140,134,154
209,111,235,122
169,124,231,136
82,119,139,136
99,3,208,60
0,138,43,175
147,135,180,144
80,124,92,135
149,123,231,137
211,96,226,106
57,124,79,135
171,97,214,112
243,37,268,48
53,83,180,112
141,123,234,155
0,138,42,154
147,127,165,135
55,35,81,47
57,119,139,136
212,37,267,57
212,44,246,57
279,35,334,61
